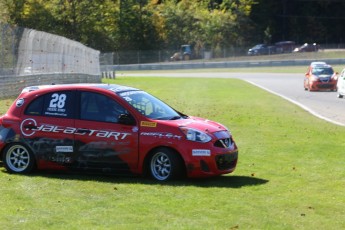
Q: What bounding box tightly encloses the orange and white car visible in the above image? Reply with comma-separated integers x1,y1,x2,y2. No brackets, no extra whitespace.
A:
304,62,337,91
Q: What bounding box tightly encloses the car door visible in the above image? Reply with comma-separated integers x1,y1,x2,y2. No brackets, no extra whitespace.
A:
21,90,76,166
73,90,139,174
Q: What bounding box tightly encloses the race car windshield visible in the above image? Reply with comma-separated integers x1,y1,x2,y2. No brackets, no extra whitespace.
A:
312,67,334,76
118,91,184,120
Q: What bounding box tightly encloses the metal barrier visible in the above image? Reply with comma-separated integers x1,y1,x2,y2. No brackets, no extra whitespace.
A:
101,58,345,72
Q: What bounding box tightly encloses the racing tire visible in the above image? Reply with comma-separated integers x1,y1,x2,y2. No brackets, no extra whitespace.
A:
3,143,36,174
149,148,184,181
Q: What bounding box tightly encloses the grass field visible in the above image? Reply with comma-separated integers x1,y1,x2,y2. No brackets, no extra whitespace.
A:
1,76,345,229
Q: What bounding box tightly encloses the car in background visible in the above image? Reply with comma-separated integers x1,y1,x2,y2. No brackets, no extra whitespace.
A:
275,41,295,53
304,62,337,91
247,44,275,55
336,68,345,98
293,43,319,52
0,84,238,182
170,44,193,61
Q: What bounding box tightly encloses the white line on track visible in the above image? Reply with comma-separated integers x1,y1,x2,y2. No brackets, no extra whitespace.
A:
245,80,345,127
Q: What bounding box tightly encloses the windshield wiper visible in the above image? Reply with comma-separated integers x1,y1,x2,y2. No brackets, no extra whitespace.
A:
169,116,182,120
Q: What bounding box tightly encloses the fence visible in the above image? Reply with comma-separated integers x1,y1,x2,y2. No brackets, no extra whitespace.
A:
100,43,345,65
100,43,345,66
100,48,248,65
0,23,101,97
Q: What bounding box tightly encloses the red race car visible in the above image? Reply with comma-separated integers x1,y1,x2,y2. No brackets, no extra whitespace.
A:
304,62,338,91
0,84,238,181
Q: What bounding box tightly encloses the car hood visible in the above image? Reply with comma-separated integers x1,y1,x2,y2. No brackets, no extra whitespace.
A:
174,116,227,134
314,74,333,78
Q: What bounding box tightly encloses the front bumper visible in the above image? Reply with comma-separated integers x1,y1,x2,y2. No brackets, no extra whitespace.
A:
185,148,238,178
310,81,337,91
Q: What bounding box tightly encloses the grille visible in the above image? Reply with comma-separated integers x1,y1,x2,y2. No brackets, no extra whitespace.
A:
214,138,232,148
319,77,330,83
215,152,238,170
317,84,333,89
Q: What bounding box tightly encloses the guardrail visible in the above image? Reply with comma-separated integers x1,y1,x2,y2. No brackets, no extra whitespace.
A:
101,58,345,72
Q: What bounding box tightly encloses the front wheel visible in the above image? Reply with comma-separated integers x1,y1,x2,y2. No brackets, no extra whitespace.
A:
3,143,36,174
149,148,184,181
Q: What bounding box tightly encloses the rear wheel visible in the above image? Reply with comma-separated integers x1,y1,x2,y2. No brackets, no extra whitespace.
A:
337,93,343,98
149,148,184,181
3,143,35,174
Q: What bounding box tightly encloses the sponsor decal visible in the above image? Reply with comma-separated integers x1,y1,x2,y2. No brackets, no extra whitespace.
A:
192,149,211,156
20,118,131,140
109,86,134,93
16,98,25,107
21,118,38,136
140,121,157,128
140,132,182,140
56,146,73,153
50,154,73,163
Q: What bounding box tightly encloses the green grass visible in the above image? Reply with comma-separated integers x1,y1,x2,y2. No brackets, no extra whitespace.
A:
1,77,345,229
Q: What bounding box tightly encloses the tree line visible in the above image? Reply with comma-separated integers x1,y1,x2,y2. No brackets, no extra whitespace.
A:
1,0,344,55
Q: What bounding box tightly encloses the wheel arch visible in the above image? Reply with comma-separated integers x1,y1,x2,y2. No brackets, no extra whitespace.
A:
2,141,37,173
141,145,186,178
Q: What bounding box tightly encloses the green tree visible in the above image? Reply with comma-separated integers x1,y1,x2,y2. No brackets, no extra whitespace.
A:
1,0,257,56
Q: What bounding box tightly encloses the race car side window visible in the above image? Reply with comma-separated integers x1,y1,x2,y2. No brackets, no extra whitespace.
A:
25,96,44,116
25,91,75,118
80,91,128,123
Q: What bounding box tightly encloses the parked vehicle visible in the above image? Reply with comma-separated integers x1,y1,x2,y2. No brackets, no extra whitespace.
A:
275,41,295,53
294,43,319,52
247,44,276,55
0,84,238,181
304,62,337,91
170,44,193,61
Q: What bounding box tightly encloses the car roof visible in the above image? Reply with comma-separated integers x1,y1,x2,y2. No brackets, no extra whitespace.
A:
310,62,331,68
20,83,139,94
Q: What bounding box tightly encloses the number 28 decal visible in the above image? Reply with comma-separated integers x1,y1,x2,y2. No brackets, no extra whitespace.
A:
46,93,67,113
49,93,67,109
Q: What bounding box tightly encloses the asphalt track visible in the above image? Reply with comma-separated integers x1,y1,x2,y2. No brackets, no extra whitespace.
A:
123,72,345,127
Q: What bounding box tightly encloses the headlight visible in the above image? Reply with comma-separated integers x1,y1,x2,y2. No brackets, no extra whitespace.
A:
311,76,319,81
179,127,212,143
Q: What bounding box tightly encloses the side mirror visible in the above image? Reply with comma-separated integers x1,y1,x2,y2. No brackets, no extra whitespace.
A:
118,114,136,126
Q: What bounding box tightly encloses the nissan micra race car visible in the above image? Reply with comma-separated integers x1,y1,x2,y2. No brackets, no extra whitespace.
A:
0,84,238,181
303,62,337,91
